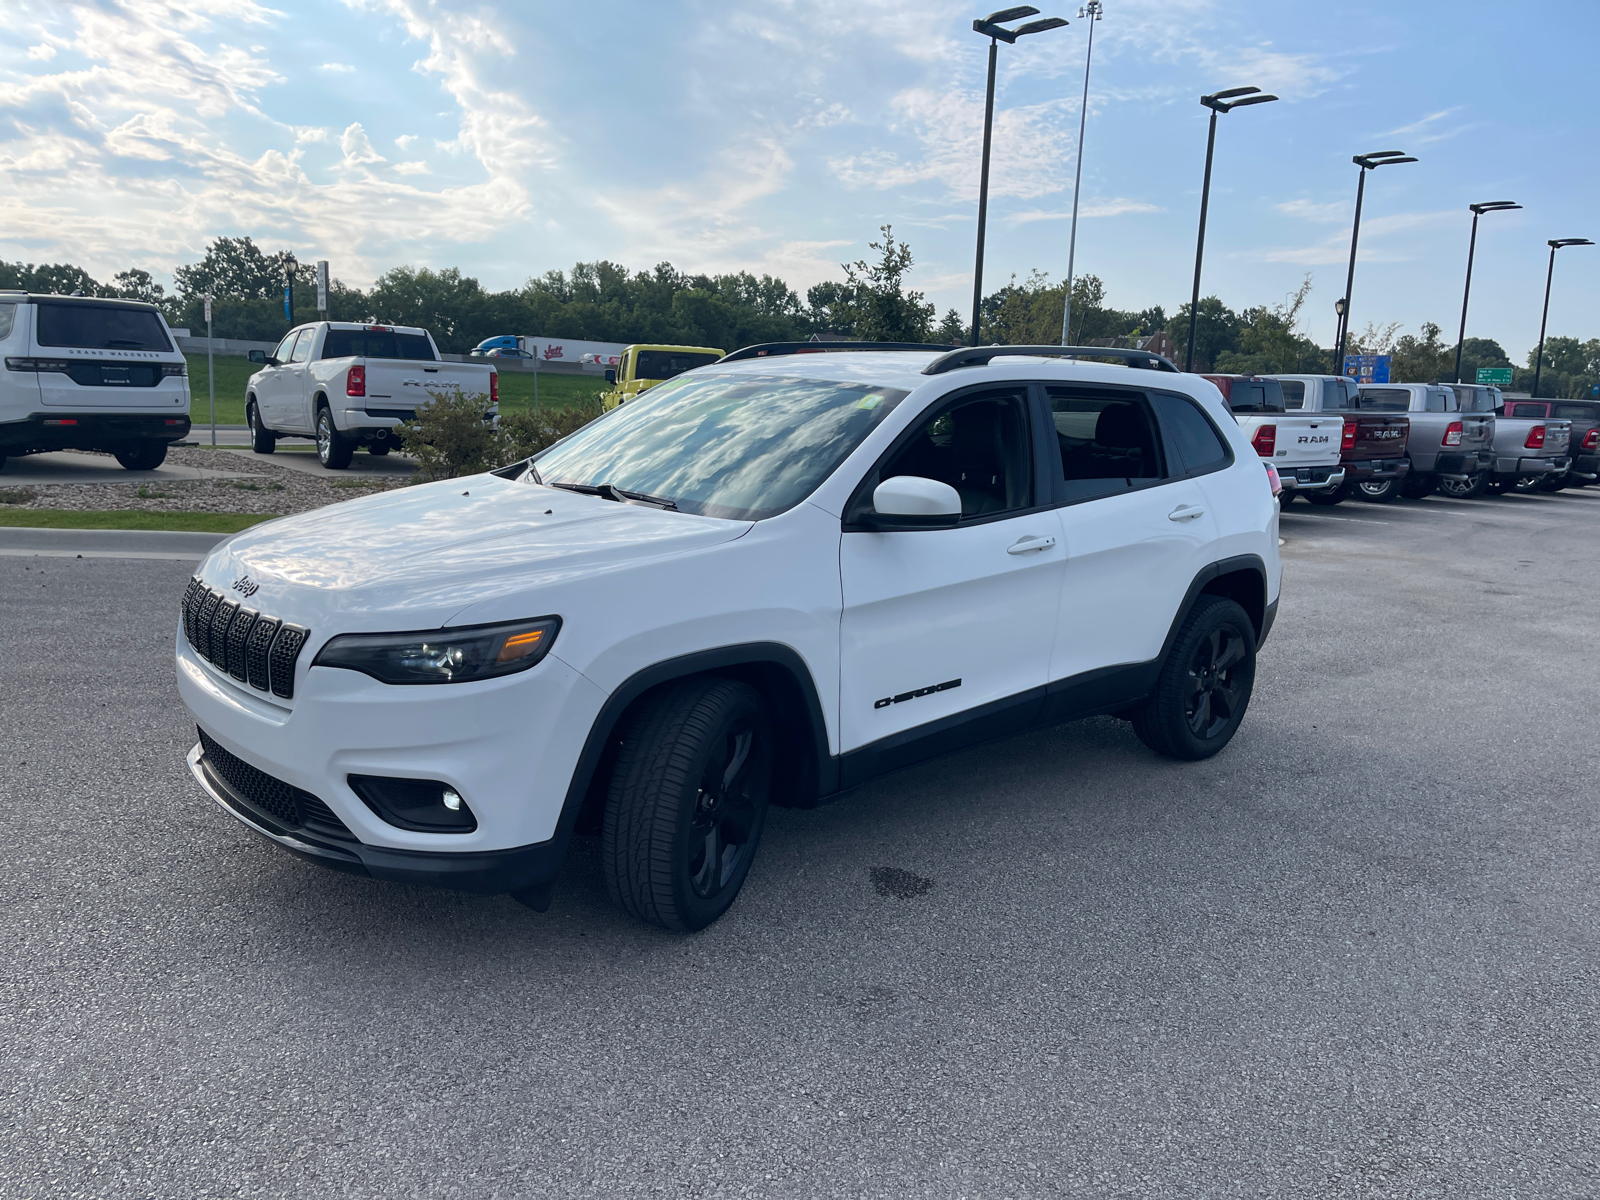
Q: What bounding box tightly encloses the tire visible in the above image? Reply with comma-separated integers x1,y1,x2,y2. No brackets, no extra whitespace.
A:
247,399,276,454
601,678,773,932
1304,481,1350,506
1357,476,1401,503
1399,473,1436,500
1131,595,1257,761
113,442,167,471
1537,472,1568,492
1436,471,1489,499
367,442,391,456
316,404,354,470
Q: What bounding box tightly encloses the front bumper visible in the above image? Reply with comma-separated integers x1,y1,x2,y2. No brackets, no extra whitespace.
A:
187,742,564,894
0,412,191,454
1276,465,1345,493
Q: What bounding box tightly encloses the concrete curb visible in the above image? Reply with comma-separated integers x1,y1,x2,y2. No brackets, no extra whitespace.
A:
0,526,230,561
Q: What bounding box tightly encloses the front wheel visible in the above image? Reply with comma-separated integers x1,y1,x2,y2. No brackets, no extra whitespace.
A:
1437,472,1489,499
1357,476,1402,503
113,442,167,471
1131,596,1257,761
316,405,354,470
247,400,276,454
602,678,773,932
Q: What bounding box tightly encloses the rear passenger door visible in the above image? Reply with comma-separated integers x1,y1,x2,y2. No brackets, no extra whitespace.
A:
255,330,301,429
1045,386,1225,681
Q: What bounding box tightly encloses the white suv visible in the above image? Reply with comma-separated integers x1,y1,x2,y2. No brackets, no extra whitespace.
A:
176,343,1280,930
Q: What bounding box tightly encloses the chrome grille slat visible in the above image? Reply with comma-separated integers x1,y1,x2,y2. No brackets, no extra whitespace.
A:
180,579,308,700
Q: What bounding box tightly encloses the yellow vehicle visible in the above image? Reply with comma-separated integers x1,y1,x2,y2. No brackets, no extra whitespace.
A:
601,344,725,411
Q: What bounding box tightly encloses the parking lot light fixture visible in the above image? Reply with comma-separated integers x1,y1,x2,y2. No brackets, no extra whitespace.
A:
969,6,1069,346
1453,201,1521,383
1183,86,1278,372
1533,238,1594,397
1058,0,1103,347
1333,151,1418,369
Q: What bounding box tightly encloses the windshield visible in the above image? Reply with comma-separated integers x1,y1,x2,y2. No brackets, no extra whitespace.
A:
635,350,720,380
321,329,436,361
533,373,909,520
35,302,171,351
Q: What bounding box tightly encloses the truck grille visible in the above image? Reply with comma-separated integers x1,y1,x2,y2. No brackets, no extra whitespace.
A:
182,577,309,699
197,729,355,842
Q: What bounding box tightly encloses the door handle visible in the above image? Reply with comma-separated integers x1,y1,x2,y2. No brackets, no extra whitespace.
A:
1168,505,1205,522
1006,535,1057,555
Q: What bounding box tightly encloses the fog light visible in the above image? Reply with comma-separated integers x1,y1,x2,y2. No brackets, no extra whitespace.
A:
347,775,477,833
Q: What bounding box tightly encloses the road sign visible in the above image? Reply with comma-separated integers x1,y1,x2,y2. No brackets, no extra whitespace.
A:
316,260,329,313
1476,367,1513,385
1343,354,1391,384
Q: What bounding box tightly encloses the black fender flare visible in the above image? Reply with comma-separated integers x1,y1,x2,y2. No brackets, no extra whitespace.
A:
1156,554,1271,666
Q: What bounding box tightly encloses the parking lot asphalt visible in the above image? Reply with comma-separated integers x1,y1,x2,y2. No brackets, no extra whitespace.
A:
3,487,1598,1199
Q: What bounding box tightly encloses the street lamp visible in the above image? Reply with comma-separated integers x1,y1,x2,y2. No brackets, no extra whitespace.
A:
1333,150,1417,370
969,6,1069,346
1058,0,1102,347
1452,201,1521,383
1533,238,1594,397
1183,86,1278,372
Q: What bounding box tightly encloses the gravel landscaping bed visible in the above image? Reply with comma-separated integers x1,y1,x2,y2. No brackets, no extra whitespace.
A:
0,447,408,516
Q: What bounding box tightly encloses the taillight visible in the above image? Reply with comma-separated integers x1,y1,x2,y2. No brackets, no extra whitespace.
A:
1525,424,1545,449
1251,424,1277,457
161,362,187,377
1264,462,1282,496
1442,421,1463,447
1341,419,1358,452
490,371,499,404
346,364,366,397
1584,428,1599,451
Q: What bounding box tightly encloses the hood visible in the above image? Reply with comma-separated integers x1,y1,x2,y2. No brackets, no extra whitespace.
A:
199,473,750,629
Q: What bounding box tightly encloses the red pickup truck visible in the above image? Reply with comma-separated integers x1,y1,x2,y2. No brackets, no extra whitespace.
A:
1301,412,1411,506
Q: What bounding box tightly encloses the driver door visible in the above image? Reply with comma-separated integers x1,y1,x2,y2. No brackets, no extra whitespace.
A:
255,330,301,428
838,386,1064,761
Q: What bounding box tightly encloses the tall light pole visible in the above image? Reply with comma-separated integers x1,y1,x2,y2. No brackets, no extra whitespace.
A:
1453,201,1520,383
1183,86,1277,372
1059,0,1102,346
969,6,1069,346
1333,150,1416,370
1533,238,1593,397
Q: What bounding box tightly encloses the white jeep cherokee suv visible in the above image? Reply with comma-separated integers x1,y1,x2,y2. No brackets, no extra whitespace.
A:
176,343,1280,931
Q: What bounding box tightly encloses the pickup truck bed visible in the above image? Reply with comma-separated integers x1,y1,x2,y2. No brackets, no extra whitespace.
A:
1201,374,1344,496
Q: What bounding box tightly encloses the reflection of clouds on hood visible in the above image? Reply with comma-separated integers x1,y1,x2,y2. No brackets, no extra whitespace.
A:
538,375,907,519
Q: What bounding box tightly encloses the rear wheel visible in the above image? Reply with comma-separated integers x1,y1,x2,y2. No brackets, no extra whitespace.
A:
113,442,167,471
1131,596,1256,761
1537,472,1569,492
367,441,391,456
601,678,773,932
1437,471,1489,499
316,405,354,470
247,399,276,454
1357,476,1401,503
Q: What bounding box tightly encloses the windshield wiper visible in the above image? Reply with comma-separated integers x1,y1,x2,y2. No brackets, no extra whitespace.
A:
544,480,677,510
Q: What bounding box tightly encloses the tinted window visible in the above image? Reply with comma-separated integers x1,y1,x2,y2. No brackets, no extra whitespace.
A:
635,350,720,380
1153,393,1231,477
1424,390,1450,413
1510,402,1549,418
1278,380,1306,408
0,305,16,341
1447,384,1497,413
879,388,1032,517
1553,403,1596,420
534,373,909,521
1045,388,1167,502
35,302,171,351
1359,388,1411,412
321,329,436,361
1327,379,1359,408
290,330,314,363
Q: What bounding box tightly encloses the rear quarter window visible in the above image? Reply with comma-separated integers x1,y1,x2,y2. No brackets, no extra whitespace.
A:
1278,380,1306,408
35,303,172,352
0,305,16,340
1153,392,1232,477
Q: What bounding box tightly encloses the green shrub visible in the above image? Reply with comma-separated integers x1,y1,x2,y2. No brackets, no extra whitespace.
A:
397,385,503,483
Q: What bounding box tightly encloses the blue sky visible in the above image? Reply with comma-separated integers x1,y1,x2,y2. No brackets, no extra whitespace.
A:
1,0,1595,358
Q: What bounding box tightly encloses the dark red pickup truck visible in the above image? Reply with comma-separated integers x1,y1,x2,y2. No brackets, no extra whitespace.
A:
1301,413,1411,506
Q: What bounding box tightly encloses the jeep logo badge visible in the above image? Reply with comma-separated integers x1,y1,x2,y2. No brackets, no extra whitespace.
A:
232,575,261,598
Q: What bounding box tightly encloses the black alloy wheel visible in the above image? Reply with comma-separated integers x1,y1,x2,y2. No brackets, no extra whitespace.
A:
1436,471,1489,499
602,678,773,931
1132,595,1257,760
247,400,276,454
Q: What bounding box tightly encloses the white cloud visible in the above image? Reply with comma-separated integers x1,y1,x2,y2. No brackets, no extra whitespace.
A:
1275,198,1348,223
320,62,355,73
338,122,386,166
394,160,430,175
394,133,418,150
1372,107,1471,146
27,43,56,61
1262,210,1456,265
1011,199,1164,222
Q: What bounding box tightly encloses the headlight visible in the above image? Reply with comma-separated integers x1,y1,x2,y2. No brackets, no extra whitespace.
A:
313,617,561,685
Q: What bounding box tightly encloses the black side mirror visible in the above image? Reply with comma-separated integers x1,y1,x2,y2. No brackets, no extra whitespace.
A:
603,368,617,384
248,350,266,364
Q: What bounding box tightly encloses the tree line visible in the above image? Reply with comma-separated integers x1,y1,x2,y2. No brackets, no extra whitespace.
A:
4,230,1595,398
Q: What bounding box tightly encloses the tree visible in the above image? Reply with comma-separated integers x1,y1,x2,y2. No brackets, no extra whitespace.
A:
1167,296,1242,372
1216,277,1328,375
1453,337,1512,385
822,226,935,343
0,261,109,296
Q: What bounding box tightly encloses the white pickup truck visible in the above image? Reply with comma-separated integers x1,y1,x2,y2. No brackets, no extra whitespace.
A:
246,322,497,469
1200,374,1344,497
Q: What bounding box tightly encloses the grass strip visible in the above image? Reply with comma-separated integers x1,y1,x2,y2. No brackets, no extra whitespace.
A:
0,509,278,533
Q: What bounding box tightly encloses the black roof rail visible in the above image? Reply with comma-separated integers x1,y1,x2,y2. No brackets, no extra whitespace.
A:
718,341,957,363
922,345,1180,375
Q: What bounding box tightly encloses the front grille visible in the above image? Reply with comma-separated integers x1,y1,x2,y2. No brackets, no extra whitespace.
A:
198,729,355,842
182,579,308,699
